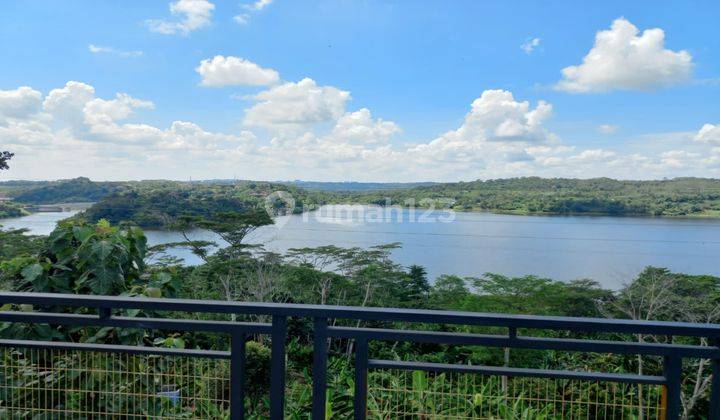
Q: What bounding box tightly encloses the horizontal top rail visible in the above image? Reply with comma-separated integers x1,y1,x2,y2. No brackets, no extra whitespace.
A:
328,326,720,358
2,291,720,338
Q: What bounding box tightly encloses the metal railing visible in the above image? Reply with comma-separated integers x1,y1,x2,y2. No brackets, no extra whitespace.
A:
0,291,718,419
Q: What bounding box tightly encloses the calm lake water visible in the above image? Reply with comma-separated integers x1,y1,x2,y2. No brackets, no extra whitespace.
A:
3,205,720,289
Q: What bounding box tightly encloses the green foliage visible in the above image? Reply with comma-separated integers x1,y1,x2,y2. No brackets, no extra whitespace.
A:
430,274,470,308
245,341,271,398
3,219,147,295
0,151,12,170
0,227,42,262
469,274,611,317
0,202,27,218
192,211,273,254
334,177,720,217
10,177,125,204
82,180,324,228
402,264,430,306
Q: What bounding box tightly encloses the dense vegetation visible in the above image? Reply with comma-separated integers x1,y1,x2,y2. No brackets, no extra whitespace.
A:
0,201,27,218
8,177,126,204
5,177,720,225
0,212,717,418
75,177,720,228
0,151,12,171
288,180,438,191
0,151,22,218
82,181,327,228
336,177,720,217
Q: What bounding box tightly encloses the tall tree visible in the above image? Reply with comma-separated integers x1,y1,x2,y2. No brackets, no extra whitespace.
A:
405,264,430,305
0,151,13,170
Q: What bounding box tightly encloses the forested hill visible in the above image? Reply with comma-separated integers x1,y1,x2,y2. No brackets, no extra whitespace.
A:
82,181,327,228
335,177,720,217
287,180,438,191
7,177,126,204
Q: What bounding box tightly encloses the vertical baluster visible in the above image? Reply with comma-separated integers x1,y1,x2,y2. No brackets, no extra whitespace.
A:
312,317,328,420
270,315,287,420
709,338,720,419
663,355,682,420
230,332,246,420
354,338,368,420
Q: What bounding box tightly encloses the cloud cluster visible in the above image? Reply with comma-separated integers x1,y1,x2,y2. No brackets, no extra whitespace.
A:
3,78,720,181
694,124,720,144
0,87,42,123
557,18,693,93
146,0,214,35
331,109,401,144
243,78,351,131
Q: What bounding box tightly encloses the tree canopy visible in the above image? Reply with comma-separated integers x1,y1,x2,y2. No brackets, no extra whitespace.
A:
0,151,13,170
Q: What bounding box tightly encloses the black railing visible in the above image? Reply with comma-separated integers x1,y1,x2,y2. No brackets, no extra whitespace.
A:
0,291,718,419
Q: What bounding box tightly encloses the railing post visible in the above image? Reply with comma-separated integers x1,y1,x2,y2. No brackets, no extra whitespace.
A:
710,338,720,419
230,332,246,420
312,317,328,420
270,315,287,420
354,337,368,420
98,307,111,320
663,355,682,420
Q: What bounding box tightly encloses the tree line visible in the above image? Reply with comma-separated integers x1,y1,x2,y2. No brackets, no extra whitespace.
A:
6,175,720,225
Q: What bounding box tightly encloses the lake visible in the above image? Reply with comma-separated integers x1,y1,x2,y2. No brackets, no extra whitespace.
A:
3,205,720,289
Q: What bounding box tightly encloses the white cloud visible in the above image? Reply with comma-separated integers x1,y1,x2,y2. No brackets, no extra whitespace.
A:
451,89,553,142
88,44,143,58
234,0,272,25
330,108,400,144
88,44,110,54
244,0,273,11
694,124,720,143
243,78,351,131
399,90,555,179
569,148,616,161
598,124,619,134
233,0,273,25
521,38,541,54
43,81,96,126
556,18,693,93
233,14,250,25
146,0,214,35
0,87,43,123
83,93,154,127
196,56,280,87
659,150,701,168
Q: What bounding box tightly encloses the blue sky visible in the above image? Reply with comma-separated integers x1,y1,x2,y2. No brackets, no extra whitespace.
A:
1,0,719,181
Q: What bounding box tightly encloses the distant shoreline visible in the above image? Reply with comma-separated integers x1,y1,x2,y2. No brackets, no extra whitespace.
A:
311,202,720,221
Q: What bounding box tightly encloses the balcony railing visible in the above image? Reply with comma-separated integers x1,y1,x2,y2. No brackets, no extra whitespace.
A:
0,291,718,419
